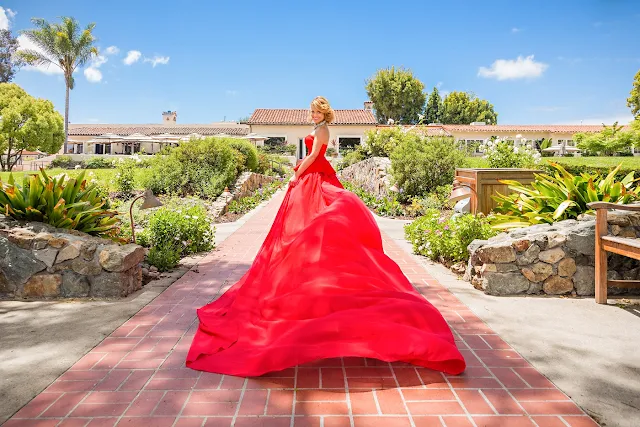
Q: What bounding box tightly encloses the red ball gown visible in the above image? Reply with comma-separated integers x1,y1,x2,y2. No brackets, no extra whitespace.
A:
186,134,466,376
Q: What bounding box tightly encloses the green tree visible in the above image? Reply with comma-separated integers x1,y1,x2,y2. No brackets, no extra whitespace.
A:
441,91,498,125
574,122,639,156
18,17,98,155
365,66,426,124
0,83,64,171
628,69,640,119
424,87,443,124
0,29,23,83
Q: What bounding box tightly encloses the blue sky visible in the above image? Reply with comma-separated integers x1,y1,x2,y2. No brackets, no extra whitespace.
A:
2,0,639,125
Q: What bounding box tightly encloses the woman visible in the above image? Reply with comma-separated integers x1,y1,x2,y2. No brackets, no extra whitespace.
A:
186,96,466,376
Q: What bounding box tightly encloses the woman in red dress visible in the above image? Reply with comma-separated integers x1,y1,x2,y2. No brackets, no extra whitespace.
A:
186,96,466,376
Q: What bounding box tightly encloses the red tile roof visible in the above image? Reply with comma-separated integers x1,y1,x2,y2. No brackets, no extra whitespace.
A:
439,124,631,134
68,125,249,136
248,109,377,125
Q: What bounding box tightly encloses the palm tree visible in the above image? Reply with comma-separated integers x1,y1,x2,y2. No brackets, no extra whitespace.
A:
18,17,98,155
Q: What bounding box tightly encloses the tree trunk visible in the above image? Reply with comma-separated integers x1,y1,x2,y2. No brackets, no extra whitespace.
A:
2,138,12,171
8,151,22,171
64,81,70,155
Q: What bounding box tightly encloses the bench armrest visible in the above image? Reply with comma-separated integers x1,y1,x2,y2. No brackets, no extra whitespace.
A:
587,202,640,212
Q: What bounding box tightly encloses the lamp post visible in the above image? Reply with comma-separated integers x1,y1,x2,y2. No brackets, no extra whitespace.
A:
449,179,478,213
129,189,163,243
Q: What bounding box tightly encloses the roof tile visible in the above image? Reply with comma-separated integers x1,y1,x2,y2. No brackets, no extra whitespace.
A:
68,125,249,137
248,109,377,125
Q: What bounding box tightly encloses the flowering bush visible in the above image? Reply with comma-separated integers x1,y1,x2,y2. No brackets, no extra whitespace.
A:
227,180,284,215
479,138,541,169
342,180,405,217
404,209,496,263
146,197,214,257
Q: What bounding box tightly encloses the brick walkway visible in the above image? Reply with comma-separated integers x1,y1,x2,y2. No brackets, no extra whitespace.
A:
6,191,598,427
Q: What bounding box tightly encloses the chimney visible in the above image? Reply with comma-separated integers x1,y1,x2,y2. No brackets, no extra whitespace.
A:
364,101,374,111
162,111,177,125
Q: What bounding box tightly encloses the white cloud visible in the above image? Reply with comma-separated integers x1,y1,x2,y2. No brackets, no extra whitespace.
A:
17,34,64,75
478,55,548,80
90,54,107,68
144,55,170,67
104,46,120,55
436,81,443,89
226,90,238,96
0,7,16,30
124,50,142,65
83,53,107,83
84,67,102,83
511,27,521,33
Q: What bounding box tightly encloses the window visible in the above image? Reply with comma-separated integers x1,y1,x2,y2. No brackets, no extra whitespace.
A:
337,137,361,152
265,136,286,146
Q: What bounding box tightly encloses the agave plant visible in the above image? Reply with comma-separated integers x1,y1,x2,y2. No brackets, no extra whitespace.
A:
0,168,120,237
490,162,640,229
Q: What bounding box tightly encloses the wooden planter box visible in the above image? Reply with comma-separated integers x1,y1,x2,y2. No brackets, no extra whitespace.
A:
454,168,539,215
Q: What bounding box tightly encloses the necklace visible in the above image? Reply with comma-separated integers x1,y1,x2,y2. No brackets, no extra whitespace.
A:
313,120,326,130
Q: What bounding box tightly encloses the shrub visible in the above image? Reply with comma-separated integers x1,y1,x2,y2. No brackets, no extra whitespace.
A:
389,136,466,199
575,122,640,156
0,169,120,238
479,138,541,169
227,140,259,171
146,242,182,272
82,157,114,169
115,158,137,197
405,209,496,263
259,143,297,155
490,162,640,229
342,180,405,217
337,146,367,171
226,180,284,215
404,185,453,217
146,197,214,256
362,127,404,157
49,155,80,169
141,137,238,199
255,153,290,177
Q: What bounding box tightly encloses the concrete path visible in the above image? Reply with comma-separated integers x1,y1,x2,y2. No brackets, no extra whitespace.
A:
0,197,273,425
376,214,640,427
4,191,599,426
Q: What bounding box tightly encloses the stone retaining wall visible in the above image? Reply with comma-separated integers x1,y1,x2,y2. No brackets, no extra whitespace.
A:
0,217,145,299
339,157,392,197
465,211,640,296
209,172,278,218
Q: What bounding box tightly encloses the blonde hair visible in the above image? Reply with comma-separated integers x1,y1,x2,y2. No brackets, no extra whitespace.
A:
311,96,335,124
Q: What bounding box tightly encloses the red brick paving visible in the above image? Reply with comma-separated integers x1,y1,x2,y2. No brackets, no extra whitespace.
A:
6,191,599,427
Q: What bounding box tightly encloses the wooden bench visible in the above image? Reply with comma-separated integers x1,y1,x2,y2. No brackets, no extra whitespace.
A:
587,202,640,304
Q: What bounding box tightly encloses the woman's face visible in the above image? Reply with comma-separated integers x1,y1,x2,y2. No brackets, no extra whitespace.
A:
311,107,325,124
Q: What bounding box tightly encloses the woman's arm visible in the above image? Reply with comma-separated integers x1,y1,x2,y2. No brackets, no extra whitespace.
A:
294,127,329,179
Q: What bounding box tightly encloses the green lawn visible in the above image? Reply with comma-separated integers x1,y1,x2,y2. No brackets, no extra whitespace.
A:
463,156,640,170
0,168,147,191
